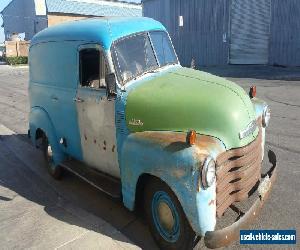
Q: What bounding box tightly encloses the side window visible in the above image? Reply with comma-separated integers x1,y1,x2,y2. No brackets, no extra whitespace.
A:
79,48,107,89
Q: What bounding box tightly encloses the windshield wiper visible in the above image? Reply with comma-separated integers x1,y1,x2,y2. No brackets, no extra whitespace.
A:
164,62,178,67
131,63,176,82
147,69,160,73
142,63,177,76
139,67,160,77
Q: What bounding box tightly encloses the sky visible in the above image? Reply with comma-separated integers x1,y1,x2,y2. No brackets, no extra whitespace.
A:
0,0,141,43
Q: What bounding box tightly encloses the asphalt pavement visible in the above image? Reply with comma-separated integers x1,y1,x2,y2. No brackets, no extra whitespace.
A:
0,65,299,249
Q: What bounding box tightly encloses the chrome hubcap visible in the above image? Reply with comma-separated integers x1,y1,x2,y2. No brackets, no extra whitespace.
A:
152,191,180,242
47,145,53,158
157,201,175,232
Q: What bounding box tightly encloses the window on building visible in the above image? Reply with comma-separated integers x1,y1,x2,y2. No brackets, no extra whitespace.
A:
79,48,107,89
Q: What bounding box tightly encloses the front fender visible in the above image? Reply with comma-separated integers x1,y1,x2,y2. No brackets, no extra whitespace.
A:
120,131,226,236
29,106,65,164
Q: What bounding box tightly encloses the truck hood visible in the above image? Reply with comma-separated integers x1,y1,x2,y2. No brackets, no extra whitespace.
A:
125,67,258,149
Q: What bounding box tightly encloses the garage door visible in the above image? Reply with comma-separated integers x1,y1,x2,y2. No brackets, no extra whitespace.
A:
229,0,271,64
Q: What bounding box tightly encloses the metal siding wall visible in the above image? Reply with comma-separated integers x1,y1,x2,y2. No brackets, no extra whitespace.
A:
2,0,47,41
172,0,230,67
269,0,300,66
2,0,25,40
143,0,171,31
143,0,230,66
24,0,40,40
229,0,271,64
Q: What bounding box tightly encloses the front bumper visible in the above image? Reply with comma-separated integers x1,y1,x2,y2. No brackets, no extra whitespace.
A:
204,150,277,249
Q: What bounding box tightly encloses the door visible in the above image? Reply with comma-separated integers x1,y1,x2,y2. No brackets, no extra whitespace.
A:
75,45,120,178
229,0,271,64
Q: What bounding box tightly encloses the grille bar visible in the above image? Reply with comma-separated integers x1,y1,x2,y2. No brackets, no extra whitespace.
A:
216,124,262,218
217,153,261,193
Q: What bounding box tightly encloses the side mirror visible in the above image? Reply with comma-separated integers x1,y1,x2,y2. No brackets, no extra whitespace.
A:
105,73,117,100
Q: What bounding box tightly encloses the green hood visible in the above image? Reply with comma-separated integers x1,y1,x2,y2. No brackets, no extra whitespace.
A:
125,67,258,149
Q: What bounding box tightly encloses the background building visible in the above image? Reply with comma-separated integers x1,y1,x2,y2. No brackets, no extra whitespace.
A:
1,0,142,41
0,43,5,58
143,0,300,67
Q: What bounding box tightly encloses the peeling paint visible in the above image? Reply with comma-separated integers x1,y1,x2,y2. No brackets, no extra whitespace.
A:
172,169,186,179
76,86,120,177
120,130,226,235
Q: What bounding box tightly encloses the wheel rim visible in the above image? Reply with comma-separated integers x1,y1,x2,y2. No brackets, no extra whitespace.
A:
152,191,180,243
45,142,56,171
46,144,53,163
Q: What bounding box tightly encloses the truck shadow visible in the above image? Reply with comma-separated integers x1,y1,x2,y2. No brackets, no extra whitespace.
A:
0,133,160,250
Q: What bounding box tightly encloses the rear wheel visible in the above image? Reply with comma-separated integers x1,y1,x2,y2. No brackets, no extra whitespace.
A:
144,178,196,250
41,134,63,180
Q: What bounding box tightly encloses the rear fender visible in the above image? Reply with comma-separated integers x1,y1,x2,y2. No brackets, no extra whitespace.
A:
29,107,65,164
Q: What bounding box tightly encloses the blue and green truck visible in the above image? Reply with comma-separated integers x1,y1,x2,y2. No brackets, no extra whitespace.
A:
28,17,277,249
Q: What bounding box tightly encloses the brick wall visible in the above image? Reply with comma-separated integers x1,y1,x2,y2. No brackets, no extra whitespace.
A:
48,13,95,27
5,41,30,57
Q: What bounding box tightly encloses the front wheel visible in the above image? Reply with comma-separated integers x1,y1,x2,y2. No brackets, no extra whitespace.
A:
144,178,196,250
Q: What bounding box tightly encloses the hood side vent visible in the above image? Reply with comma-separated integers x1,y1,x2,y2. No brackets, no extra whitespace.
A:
116,110,126,135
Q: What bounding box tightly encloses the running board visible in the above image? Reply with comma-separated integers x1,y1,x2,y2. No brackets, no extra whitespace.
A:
61,159,121,199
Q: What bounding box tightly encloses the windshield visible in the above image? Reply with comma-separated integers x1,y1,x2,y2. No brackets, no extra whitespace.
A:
112,31,178,84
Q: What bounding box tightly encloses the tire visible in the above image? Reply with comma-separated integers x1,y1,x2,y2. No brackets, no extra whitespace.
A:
41,134,63,180
144,178,196,250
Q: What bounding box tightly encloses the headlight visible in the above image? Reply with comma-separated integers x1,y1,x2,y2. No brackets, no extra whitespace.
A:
262,105,271,127
201,157,216,189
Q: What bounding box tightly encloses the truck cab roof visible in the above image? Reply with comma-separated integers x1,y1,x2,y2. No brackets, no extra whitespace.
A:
30,17,166,50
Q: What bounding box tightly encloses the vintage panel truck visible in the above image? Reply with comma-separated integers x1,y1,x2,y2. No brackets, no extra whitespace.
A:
28,17,277,249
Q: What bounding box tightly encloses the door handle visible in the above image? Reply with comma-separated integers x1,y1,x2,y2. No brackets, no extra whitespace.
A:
73,97,84,103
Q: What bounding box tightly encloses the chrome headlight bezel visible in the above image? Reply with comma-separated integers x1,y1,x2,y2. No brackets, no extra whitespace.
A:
262,105,271,127
201,157,216,189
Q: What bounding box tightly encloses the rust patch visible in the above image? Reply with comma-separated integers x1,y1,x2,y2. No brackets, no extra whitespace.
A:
172,169,186,179
216,122,263,218
135,131,224,154
204,163,277,249
94,139,97,144
112,145,115,152
208,199,215,206
135,131,187,145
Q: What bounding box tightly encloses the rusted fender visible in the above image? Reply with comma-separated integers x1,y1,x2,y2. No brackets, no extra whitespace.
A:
120,130,226,235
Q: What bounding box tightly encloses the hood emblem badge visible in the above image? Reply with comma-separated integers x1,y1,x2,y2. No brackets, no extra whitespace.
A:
129,118,144,126
239,120,257,139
